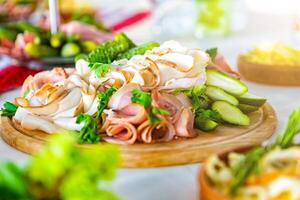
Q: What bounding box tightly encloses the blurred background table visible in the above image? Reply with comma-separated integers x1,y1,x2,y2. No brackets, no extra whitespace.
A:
1,0,300,199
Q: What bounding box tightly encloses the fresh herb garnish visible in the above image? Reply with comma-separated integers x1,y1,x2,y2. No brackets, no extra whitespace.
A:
76,113,100,144
152,107,170,115
0,102,18,117
148,108,161,125
148,107,170,125
89,62,111,77
131,89,170,125
206,47,218,60
96,86,117,119
131,89,151,108
75,87,117,144
194,109,221,129
117,42,159,60
229,107,300,195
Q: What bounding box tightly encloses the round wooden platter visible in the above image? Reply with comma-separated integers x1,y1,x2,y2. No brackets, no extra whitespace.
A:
0,103,277,168
238,56,300,86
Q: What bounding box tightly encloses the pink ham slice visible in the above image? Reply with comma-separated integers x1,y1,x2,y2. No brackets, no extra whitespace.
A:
108,83,140,110
104,122,137,145
208,54,240,78
106,103,147,125
137,120,176,143
151,89,183,123
175,108,196,137
60,21,113,44
21,67,74,95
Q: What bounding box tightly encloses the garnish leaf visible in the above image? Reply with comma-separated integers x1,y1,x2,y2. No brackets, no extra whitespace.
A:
89,62,111,77
206,47,218,60
0,102,18,117
131,89,151,108
76,113,100,144
117,42,159,60
147,109,161,125
148,107,170,125
194,109,221,129
152,107,170,115
96,86,117,119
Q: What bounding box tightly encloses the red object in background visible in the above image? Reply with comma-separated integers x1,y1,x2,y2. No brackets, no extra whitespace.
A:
111,11,151,32
0,65,42,93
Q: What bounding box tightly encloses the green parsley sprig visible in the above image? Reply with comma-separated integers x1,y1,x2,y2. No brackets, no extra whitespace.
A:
0,102,18,117
131,89,169,125
205,47,218,60
89,63,111,77
96,86,117,119
76,113,100,144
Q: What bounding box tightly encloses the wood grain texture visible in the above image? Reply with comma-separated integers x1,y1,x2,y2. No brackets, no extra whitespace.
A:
0,103,277,168
238,56,300,86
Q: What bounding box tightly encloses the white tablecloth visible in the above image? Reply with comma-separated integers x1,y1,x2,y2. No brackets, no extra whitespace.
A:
1,31,300,200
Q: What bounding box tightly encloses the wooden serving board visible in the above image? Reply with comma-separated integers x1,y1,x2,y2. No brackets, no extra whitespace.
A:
0,103,277,168
238,56,300,85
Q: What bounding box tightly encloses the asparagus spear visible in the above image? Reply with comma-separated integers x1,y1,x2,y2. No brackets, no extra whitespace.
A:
229,107,300,195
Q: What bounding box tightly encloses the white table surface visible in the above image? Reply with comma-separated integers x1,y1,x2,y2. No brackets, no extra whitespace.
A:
1,29,300,200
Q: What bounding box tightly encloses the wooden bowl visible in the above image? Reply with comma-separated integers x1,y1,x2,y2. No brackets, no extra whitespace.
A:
198,146,253,200
237,56,300,86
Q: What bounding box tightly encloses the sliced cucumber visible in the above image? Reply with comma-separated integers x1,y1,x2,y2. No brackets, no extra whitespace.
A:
212,101,250,126
238,104,259,113
236,93,266,107
196,119,219,131
206,69,248,96
205,86,239,106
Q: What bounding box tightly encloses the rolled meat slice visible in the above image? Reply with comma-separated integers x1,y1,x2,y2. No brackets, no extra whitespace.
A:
104,122,138,145
137,120,176,143
175,108,196,138
108,83,140,110
105,103,147,125
151,89,183,123
175,93,192,108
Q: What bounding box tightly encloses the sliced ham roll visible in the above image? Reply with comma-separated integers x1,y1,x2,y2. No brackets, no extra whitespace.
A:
175,108,196,137
208,53,240,78
105,103,147,125
108,83,140,110
175,93,192,108
104,122,138,145
151,90,183,123
137,120,176,143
